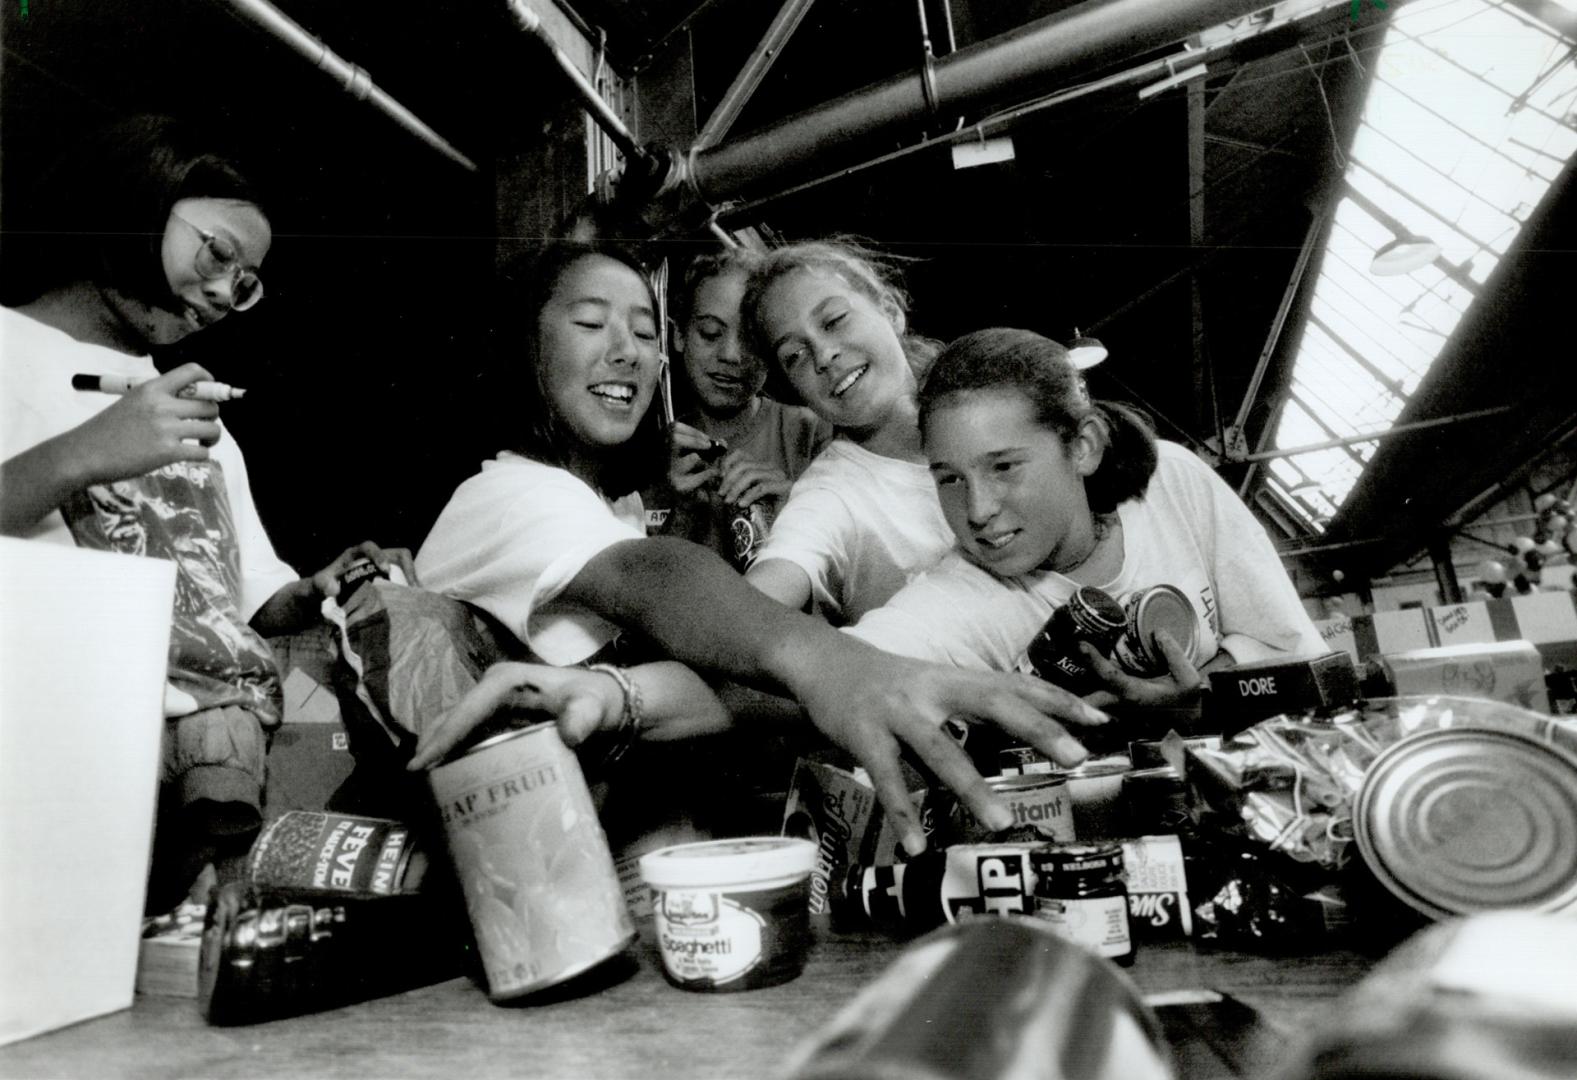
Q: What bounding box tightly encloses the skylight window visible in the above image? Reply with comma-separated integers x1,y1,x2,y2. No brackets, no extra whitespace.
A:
1263,0,1577,531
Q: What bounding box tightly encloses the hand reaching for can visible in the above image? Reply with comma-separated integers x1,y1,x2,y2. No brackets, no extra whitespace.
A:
406,662,625,771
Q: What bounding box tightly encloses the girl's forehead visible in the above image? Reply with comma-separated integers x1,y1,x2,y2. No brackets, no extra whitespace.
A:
553,254,649,300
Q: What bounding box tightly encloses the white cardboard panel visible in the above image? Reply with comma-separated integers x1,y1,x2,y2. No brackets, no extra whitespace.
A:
0,540,173,1046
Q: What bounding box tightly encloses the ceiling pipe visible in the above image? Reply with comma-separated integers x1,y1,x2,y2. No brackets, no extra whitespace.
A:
216,0,477,172
675,0,1280,206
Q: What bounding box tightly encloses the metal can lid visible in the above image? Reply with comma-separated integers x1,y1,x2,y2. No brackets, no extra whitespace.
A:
1125,585,1198,661
439,719,557,765
986,772,1067,795
1354,728,1577,920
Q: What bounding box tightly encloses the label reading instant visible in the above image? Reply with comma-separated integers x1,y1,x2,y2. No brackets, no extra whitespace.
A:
656,891,764,986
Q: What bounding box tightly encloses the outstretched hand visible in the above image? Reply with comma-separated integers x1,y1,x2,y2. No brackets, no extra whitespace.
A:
407,662,623,771
1078,630,1206,706
790,641,1110,855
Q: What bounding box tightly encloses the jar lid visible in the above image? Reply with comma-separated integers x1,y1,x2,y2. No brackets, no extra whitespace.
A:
639,837,817,890
986,772,1067,795
1354,728,1577,919
1030,842,1124,875
1068,586,1128,634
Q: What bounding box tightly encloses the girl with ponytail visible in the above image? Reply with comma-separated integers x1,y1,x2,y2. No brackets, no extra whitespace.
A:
846,327,1324,707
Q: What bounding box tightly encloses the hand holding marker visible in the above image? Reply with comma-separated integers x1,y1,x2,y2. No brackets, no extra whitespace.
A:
73,372,248,403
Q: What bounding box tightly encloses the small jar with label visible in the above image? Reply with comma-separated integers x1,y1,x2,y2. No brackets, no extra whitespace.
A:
1030,843,1135,967
1026,586,1128,696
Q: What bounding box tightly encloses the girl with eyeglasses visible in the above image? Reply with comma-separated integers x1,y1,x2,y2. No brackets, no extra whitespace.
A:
411,242,1109,856
0,115,417,908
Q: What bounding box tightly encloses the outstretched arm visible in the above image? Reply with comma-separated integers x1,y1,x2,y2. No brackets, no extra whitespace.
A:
568,537,1108,854
408,659,733,770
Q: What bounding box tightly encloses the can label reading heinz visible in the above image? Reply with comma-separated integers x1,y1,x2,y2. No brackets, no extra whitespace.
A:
248,811,425,896
429,723,633,1000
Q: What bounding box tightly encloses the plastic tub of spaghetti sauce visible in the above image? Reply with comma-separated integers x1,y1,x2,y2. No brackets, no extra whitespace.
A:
640,838,817,992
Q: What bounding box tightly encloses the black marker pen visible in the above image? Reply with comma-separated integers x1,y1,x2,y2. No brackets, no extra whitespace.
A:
72,373,247,403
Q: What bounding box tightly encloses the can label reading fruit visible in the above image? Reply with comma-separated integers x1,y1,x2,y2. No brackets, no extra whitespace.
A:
429,723,633,999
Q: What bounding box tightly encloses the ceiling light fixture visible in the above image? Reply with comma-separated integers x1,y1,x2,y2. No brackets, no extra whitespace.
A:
1370,234,1441,276
1066,329,1109,369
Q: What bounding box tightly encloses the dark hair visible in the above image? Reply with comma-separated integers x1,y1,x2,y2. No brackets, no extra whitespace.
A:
919,327,1158,514
3,114,262,305
739,238,941,400
492,240,663,498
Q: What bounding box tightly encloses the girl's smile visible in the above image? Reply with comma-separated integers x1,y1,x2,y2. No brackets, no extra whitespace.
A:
925,389,1104,579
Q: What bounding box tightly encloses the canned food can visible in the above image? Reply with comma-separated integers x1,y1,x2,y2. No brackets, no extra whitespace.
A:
1121,766,1192,836
429,722,634,1000
941,772,1076,845
248,810,427,896
1057,759,1133,839
1353,727,1577,920
1114,584,1198,677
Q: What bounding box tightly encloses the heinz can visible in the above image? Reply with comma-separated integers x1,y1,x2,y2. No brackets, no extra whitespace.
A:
940,772,1077,845
429,722,634,1000
247,810,427,896
1114,584,1199,677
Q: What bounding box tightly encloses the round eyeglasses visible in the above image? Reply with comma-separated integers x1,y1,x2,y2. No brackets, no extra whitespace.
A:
170,213,265,311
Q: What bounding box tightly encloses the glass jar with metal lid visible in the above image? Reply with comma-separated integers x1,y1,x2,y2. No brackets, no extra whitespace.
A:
1030,842,1135,966
1027,585,1129,695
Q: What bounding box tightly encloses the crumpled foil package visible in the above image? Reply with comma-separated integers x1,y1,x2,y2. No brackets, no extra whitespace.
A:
1180,695,1576,947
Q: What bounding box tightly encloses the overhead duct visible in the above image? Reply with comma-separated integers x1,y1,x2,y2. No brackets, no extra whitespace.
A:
218,0,477,172
677,0,1281,207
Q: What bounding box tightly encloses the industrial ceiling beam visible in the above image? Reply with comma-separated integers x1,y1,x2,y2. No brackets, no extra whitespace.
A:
694,0,819,151
677,0,1281,206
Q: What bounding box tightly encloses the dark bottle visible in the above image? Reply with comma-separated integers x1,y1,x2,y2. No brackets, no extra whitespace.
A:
1026,586,1128,695
199,883,464,1025
1030,843,1135,967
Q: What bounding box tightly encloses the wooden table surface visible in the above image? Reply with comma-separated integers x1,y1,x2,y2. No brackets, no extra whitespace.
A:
0,924,1370,1080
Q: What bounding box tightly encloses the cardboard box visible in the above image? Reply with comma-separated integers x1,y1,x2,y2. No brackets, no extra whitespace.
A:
781,756,929,920
1,541,173,1045
135,903,205,998
264,723,356,814
1209,652,1360,732
1375,640,1550,713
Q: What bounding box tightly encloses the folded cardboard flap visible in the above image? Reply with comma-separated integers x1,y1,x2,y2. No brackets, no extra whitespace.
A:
0,539,174,1046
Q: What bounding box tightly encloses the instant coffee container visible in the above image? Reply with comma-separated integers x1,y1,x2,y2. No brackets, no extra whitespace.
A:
428,722,634,1001
1026,586,1128,696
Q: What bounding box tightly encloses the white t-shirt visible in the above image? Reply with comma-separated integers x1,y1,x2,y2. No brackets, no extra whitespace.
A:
0,306,296,623
415,451,646,665
752,438,954,625
846,441,1325,673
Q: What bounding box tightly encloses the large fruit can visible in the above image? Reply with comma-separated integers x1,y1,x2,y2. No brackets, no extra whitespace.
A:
428,722,634,1000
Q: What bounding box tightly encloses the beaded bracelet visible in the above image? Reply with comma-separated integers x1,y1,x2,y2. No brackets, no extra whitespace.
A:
587,663,644,767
